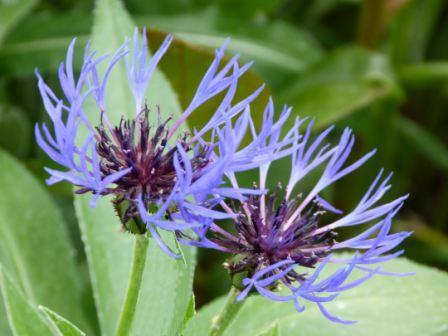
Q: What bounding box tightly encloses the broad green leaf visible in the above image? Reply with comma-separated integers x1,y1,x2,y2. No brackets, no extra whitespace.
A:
0,0,38,44
278,46,400,129
39,306,86,336
0,266,52,336
76,0,195,335
182,258,448,336
0,149,93,333
394,115,448,172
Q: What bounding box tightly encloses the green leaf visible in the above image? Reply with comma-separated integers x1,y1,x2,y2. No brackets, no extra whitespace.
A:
140,10,323,89
394,115,448,172
398,62,448,88
125,0,205,15
396,219,448,267
0,9,322,90
0,266,52,336
256,323,280,336
0,11,91,76
0,149,94,333
0,293,10,335
301,0,362,23
0,0,38,44
0,104,31,158
388,0,444,65
217,0,281,17
182,258,448,336
38,306,86,336
0,9,322,88
90,0,182,124
76,1,195,335
0,35,88,76
76,197,196,336
182,293,196,327
146,29,271,131
278,46,400,129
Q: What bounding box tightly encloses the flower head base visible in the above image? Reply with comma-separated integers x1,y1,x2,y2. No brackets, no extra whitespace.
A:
184,117,411,323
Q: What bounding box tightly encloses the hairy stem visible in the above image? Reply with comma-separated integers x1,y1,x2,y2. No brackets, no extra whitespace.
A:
209,287,245,336
115,234,149,336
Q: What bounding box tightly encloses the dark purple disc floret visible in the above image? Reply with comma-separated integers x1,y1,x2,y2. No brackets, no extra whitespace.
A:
79,106,209,227
214,189,336,280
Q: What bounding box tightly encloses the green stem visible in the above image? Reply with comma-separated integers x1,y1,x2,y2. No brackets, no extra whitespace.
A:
209,287,245,336
114,234,149,336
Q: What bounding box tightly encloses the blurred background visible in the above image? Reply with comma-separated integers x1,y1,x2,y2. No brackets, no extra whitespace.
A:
1,0,447,307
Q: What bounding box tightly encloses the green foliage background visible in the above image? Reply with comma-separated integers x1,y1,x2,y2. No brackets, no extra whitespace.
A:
0,0,448,335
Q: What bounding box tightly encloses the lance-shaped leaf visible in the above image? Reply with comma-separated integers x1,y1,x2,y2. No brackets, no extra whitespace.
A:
0,266,52,336
39,306,86,336
0,149,93,333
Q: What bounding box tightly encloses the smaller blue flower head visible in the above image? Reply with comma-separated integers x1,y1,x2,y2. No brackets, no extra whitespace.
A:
181,111,412,323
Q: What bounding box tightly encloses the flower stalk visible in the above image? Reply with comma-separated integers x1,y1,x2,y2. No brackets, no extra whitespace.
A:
115,234,149,336
209,287,245,336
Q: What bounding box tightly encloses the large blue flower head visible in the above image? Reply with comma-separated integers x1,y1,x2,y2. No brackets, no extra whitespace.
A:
182,111,412,323
35,28,297,256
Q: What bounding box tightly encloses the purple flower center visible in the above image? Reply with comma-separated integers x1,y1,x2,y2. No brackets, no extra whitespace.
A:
76,106,209,227
210,186,337,282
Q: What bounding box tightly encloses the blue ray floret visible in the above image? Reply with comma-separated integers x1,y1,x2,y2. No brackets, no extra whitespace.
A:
183,113,411,323
35,28,298,256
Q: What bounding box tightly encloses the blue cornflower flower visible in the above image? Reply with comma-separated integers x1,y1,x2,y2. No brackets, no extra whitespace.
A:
35,29,295,256
182,112,411,323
